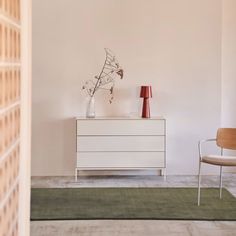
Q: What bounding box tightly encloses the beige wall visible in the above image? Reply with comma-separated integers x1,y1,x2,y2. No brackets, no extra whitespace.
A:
32,0,222,176
222,0,236,127
221,0,236,160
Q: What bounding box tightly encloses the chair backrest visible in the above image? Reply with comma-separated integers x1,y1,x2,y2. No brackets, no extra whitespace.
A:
216,128,236,150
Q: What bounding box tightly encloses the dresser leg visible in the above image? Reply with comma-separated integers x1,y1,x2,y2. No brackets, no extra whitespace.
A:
160,168,167,181
75,168,78,182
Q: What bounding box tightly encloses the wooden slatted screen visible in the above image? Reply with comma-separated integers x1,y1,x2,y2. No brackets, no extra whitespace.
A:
0,0,21,235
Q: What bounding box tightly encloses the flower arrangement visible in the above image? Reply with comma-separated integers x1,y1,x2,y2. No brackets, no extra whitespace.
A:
82,48,124,104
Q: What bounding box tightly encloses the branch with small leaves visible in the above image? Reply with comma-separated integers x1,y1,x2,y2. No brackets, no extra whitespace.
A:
82,48,124,103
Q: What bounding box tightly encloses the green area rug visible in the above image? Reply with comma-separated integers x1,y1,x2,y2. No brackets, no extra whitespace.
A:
31,188,236,221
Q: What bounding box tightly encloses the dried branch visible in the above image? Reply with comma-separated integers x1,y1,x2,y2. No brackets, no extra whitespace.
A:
82,48,124,103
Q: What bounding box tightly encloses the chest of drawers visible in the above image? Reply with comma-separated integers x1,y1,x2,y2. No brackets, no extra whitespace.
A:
75,117,166,180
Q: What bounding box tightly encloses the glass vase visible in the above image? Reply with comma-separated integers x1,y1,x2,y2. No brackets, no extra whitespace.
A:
86,96,95,118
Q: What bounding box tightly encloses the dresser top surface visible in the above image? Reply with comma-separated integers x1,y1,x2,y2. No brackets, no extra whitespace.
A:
75,116,165,120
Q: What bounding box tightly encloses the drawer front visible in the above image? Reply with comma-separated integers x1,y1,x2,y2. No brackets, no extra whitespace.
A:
76,119,165,135
76,152,165,168
77,136,165,152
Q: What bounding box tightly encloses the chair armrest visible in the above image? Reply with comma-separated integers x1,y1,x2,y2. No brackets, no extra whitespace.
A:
198,139,216,160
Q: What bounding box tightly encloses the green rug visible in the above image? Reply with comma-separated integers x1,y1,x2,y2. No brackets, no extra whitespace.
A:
31,188,236,221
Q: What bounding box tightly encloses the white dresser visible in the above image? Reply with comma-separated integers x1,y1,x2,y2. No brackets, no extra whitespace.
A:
75,117,166,180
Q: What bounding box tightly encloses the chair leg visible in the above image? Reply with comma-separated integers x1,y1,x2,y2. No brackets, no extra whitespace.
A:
197,161,202,206
219,166,223,199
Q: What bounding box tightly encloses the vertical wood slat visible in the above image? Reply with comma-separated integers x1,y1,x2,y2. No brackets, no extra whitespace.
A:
0,67,20,108
0,21,20,62
0,0,3,10
0,22,2,60
0,0,20,22
3,106,20,150
0,144,20,201
0,0,21,235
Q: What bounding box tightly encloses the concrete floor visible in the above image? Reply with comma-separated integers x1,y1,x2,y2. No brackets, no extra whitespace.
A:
31,174,236,236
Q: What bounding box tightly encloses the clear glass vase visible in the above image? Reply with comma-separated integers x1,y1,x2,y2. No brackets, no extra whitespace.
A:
86,96,95,118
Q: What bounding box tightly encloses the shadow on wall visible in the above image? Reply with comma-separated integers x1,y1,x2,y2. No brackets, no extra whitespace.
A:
62,118,76,174
95,86,141,117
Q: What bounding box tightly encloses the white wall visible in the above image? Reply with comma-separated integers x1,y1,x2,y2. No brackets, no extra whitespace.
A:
32,0,222,176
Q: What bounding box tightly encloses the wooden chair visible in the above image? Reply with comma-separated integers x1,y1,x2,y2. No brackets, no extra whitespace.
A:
197,128,236,206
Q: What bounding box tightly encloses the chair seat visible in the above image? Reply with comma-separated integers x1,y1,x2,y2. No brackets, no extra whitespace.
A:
202,155,236,166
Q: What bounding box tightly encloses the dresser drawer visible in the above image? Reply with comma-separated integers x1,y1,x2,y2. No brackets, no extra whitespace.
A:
76,152,165,168
76,119,165,135
77,136,165,152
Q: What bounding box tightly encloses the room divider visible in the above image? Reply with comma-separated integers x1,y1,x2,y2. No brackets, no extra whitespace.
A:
0,1,21,235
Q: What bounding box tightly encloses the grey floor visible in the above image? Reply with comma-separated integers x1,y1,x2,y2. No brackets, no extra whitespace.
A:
31,174,236,236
